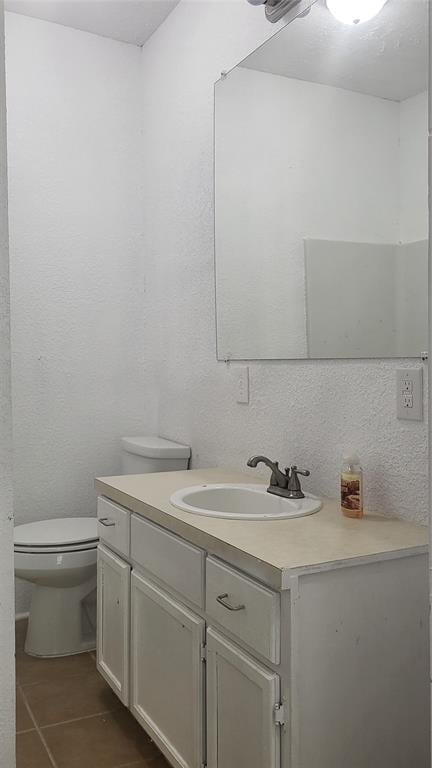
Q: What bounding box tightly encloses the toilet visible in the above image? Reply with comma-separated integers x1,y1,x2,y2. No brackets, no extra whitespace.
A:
14,435,190,658
14,518,98,657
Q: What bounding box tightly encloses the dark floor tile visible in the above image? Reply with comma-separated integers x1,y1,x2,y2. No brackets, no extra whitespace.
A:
42,709,160,768
16,649,96,686
147,755,171,767
118,762,168,768
22,669,120,726
120,757,171,768
16,688,34,733
117,763,152,768
16,731,52,768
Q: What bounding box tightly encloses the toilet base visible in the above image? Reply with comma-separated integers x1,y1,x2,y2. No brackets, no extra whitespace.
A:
25,575,97,657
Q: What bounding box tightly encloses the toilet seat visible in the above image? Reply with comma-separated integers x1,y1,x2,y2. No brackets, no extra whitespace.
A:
14,541,98,554
14,518,98,554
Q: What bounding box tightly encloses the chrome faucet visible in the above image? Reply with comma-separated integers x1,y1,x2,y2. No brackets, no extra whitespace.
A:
247,456,310,499
247,455,288,491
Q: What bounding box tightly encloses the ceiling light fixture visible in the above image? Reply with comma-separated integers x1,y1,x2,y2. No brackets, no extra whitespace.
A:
326,0,388,25
246,0,305,24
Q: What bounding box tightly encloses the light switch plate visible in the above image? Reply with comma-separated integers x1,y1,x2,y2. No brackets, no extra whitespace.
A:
396,368,423,421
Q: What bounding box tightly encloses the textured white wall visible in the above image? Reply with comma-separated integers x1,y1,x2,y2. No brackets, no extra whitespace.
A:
139,0,428,524
5,13,156,612
0,3,15,764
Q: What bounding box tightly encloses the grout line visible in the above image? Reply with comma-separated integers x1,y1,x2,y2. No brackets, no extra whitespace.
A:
40,708,121,730
19,685,60,768
16,686,35,734
20,673,94,691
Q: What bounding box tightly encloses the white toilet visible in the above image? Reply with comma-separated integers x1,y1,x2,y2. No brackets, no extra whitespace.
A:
14,435,190,658
15,518,99,657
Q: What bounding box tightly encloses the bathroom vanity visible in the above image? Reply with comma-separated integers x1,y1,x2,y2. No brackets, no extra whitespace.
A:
95,468,429,768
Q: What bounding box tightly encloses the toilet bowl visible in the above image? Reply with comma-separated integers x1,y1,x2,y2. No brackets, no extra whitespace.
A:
14,437,190,658
14,518,98,657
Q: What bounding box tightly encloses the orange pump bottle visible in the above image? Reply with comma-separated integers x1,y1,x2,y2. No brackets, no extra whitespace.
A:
341,454,363,519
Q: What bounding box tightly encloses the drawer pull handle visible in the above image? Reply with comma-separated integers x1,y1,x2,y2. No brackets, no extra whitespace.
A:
99,518,116,527
216,593,245,612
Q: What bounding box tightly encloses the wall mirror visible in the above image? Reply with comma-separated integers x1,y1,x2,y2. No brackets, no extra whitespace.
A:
214,0,428,360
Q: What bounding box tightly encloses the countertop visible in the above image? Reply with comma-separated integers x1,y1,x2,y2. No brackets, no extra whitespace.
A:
95,468,428,590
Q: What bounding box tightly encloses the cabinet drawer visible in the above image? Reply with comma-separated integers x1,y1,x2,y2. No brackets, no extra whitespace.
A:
130,514,204,609
206,557,280,663
97,497,130,558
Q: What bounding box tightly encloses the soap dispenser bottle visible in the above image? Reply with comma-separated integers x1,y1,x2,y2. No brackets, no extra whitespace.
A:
341,454,363,519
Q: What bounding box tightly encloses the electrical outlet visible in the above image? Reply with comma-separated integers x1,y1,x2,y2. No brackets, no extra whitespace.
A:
236,366,249,404
403,392,413,408
396,368,423,421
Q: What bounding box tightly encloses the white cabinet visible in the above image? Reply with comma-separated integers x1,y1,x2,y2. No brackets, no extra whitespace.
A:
130,570,206,768
96,494,428,768
206,627,281,768
97,544,130,705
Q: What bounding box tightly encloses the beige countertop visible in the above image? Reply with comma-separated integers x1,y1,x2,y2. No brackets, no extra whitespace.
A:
95,468,428,590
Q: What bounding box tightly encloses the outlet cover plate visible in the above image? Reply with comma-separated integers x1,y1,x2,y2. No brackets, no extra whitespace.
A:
396,368,423,421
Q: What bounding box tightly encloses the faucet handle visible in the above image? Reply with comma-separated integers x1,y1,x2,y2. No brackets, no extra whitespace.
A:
286,465,311,499
290,466,310,478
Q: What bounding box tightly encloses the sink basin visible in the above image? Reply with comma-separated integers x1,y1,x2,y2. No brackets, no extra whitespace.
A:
170,483,322,520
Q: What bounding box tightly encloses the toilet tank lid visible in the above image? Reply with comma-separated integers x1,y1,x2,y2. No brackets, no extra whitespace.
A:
121,435,191,460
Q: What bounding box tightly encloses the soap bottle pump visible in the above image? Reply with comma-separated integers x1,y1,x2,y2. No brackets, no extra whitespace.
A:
341,454,363,519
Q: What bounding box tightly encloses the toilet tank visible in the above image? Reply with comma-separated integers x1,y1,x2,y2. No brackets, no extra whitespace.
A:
121,436,191,475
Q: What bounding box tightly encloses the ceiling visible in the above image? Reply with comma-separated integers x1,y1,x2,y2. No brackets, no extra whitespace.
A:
4,0,181,46
242,0,428,101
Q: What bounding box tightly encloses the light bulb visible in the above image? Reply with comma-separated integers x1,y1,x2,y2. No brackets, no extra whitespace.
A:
326,0,388,24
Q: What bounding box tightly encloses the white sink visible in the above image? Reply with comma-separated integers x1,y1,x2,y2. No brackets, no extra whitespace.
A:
170,483,322,520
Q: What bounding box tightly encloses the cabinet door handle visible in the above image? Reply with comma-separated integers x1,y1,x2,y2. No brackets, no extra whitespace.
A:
99,517,116,527
216,593,246,612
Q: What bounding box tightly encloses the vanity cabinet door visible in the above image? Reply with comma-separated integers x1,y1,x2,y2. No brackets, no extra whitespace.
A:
131,571,205,768
206,628,281,768
97,545,130,705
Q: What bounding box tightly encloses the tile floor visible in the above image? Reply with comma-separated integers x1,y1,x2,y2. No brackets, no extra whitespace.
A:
15,620,170,768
